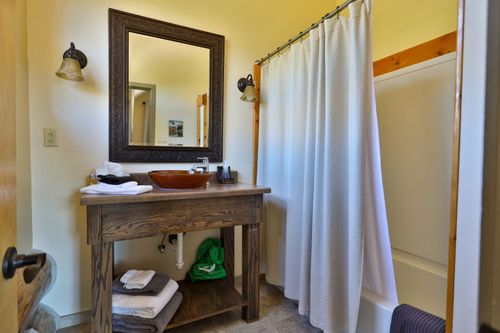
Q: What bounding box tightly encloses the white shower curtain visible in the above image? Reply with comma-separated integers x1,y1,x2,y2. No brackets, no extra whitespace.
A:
258,1,397,332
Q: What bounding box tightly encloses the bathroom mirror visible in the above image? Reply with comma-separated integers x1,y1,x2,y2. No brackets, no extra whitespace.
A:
109,9,224,162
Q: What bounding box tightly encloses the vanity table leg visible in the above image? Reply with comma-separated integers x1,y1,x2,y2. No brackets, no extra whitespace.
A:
91,242,114,333
242,223,260,322
221,226,235,286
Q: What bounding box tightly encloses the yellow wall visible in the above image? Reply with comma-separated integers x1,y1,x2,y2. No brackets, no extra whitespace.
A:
372,0,458,60
23,0,458,317
26,0,336,316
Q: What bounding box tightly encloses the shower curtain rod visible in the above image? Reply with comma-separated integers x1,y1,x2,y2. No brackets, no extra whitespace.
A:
255,0,359,65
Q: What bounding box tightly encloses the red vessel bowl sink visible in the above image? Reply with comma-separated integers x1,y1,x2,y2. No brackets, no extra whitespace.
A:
148,170,213,189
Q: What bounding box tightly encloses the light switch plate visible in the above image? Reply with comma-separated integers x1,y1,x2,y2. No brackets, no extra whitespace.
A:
44,128,57,147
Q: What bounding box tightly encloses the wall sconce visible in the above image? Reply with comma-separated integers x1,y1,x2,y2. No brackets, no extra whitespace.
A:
237,74,258,102
55,42,87,81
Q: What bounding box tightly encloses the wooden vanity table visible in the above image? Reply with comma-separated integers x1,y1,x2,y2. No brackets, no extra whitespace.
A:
81,183,271,333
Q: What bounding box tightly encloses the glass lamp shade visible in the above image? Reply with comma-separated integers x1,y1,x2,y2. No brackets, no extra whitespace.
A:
240,84,257,102
55,57,84,81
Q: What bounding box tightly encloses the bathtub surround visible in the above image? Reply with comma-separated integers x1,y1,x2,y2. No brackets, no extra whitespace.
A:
374,53,455,317
258,0,396,332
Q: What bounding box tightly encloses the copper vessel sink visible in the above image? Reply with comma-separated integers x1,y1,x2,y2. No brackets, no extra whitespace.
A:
148,170,213,189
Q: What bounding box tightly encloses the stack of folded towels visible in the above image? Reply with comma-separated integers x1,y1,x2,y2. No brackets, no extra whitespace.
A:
80,161,153,196
112,269,182,333
80,181,153,195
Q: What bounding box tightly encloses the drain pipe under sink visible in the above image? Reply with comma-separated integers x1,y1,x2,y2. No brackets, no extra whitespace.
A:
176,233,184,270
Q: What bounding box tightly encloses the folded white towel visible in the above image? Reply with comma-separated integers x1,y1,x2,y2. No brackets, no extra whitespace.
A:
80,181,153,195
112,279,179,319
119,269,156,290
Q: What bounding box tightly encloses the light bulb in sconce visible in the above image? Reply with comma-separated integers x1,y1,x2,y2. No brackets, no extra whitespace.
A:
55,42,87,81
237,74,258,102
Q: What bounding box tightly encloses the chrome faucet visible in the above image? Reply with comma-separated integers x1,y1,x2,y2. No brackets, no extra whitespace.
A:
191,157,209,174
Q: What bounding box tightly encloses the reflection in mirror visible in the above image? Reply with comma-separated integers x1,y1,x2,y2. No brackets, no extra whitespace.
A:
129,82,156,145
128,32,209,147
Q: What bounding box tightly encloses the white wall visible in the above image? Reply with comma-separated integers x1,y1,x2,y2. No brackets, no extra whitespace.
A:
375,53,455,317
25,0,336,316
453,0,488,332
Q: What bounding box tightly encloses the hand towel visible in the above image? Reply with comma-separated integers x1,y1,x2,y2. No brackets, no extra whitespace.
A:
119,270,155,290
113,274,169,296
80,181,153,195
112,291,182,333
112,279,179,318
97,174,132,185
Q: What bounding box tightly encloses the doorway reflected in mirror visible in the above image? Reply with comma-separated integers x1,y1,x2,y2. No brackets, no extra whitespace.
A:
128,82,156,146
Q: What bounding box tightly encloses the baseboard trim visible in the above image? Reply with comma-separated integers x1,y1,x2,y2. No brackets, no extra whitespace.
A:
58,310,91,329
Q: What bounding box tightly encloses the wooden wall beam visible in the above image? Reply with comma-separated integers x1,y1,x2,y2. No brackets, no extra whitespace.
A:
374,31,457,77
252,64,261,186
446,1,465,332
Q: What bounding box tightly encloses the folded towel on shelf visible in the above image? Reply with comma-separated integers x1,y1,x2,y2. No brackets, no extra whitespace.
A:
112,279,179,318
119,270,156,290
390,304,445,333
80,181,153,195
112,291,182,333
113,273,169,296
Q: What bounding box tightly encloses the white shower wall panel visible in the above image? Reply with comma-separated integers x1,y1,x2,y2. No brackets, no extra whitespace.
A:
375,53,456,317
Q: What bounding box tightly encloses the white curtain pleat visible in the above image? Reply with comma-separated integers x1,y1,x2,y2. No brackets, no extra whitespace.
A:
258,1,397,332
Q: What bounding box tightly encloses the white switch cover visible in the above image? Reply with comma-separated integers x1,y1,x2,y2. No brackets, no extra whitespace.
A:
44,128,57,147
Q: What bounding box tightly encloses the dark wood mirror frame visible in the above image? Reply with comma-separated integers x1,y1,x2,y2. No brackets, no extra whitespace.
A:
109,8,224,162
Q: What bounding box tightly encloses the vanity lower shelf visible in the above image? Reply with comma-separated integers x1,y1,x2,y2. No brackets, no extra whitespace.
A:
166,279,248,329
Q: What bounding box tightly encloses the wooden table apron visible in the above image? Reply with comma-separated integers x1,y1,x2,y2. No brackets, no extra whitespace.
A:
83,189,265,333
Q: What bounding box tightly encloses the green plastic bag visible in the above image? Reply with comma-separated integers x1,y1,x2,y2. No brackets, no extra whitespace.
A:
187,238,227,281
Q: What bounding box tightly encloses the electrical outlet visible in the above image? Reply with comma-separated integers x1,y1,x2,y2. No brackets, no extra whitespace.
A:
44,128,57,147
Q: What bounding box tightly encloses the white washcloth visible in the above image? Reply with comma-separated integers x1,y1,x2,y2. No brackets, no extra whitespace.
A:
112,279,179,319
119,269,156,290
80,181,153,195
95,162,130,177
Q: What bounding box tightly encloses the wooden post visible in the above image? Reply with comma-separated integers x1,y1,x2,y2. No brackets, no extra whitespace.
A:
252,64,261,186
446,0,465,332
242,195,262,321
91,242,113,333
221,227,235,286
88,206,114,333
